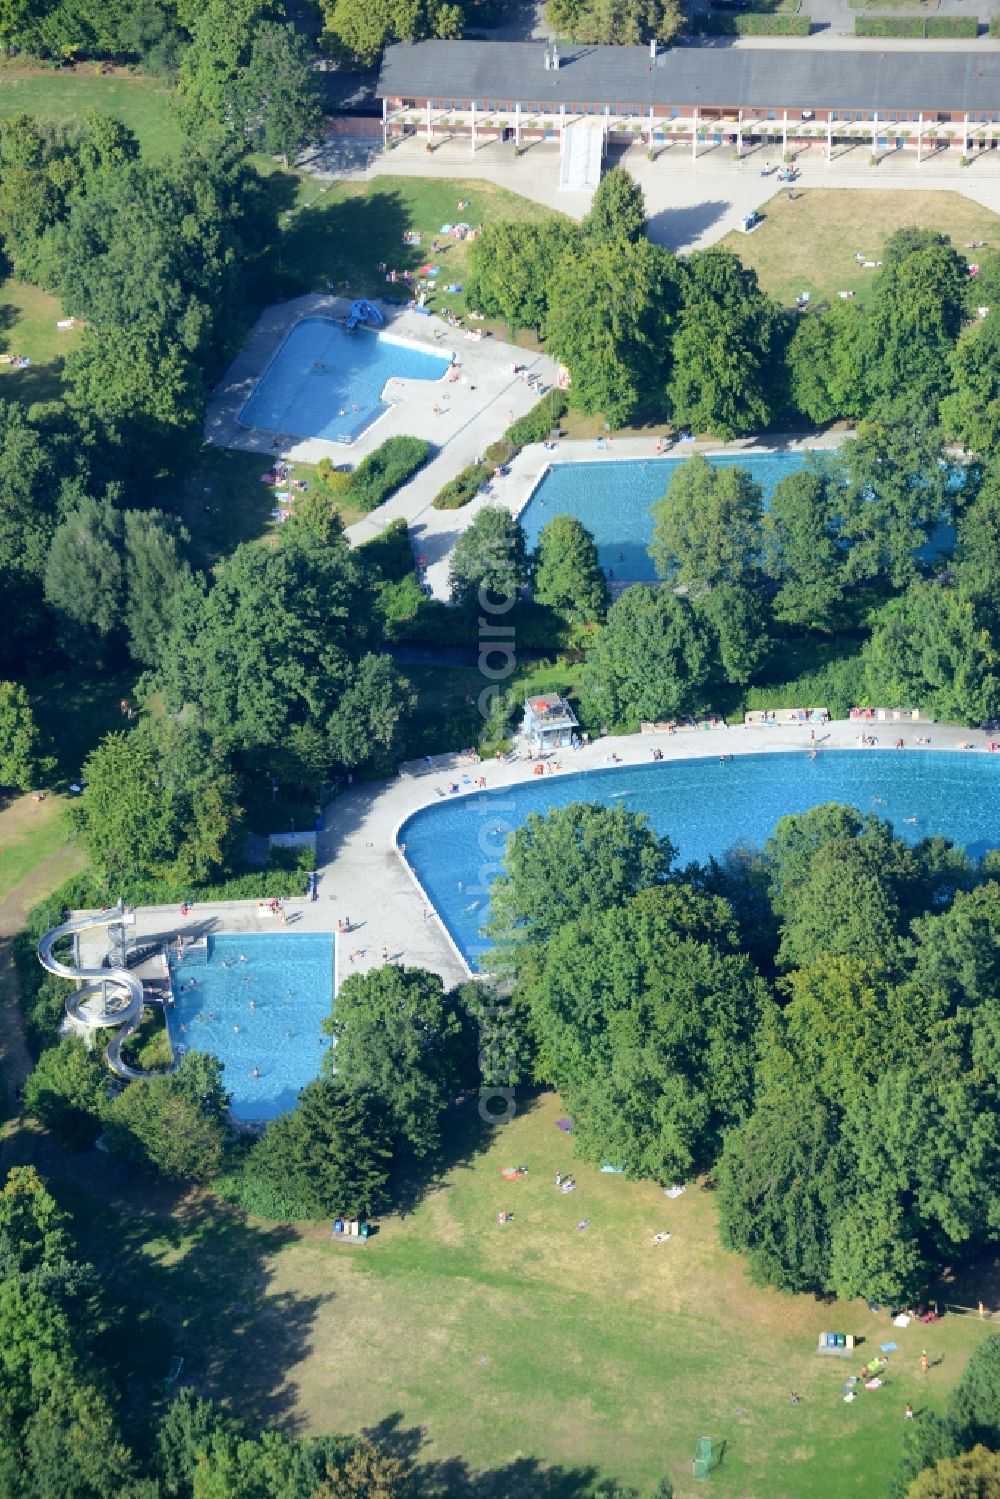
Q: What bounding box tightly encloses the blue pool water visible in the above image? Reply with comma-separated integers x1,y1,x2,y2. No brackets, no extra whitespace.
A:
400,751,1000,970
239,317,451,444
166,932,335,1120
518,451,826,582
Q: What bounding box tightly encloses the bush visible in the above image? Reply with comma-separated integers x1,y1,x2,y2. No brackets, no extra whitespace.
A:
742,652,866,721
855,13,975,33
926,14,977,35
348,436,431,513
483,437,518,467
507,392,568,446
692,11,811,32
991,14,1000,34
432,462,489,510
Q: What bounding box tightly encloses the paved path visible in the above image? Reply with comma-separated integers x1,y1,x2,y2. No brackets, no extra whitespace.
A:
319,133,1000,254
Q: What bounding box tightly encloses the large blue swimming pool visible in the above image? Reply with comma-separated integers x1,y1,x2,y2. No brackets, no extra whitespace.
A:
239,317,451,444
518,450,824,582
166,932,335,1120
400,750,1000,970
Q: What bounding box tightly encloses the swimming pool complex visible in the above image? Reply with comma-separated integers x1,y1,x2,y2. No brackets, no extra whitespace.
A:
400,751,1000,970
518,450,824,582
239,317,452,444
166,932,335,1120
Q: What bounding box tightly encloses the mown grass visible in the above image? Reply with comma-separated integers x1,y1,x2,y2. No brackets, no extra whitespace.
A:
0,64,183,158
722,189,1000,308
0,795,78,909
44,1089,990,1497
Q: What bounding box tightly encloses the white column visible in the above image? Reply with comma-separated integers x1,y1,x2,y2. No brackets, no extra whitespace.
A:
736,107,742,157
917,111,923,164
604,103,609,156
471,99,477,155
782,108,788,155
559,102,566,142
515,100,521,147
648,105,654,150
426,100,432,142
963,114,969,155
827,116,832,163
692,105,699,160
872,111,878,154
381,96,387,151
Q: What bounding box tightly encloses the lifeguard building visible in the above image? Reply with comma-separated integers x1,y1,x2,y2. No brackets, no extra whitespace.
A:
522,693,579,753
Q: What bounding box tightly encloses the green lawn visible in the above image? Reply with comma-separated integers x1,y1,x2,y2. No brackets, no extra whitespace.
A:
0,64,183,158
273,172,563,327
0,277,81,404
0,796,76,906
723,188,1000,308
39,1090,991,1497
26,666,140,786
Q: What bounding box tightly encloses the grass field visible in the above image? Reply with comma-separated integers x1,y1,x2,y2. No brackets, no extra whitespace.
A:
38,1089,990,1498
0,795,81,919
275,172,562,326
722,188,1000,308
26,665,139,785
0,278,82,404
0,64,183,158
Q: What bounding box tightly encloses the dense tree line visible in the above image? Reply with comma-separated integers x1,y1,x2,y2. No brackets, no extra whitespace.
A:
470,174,1000,450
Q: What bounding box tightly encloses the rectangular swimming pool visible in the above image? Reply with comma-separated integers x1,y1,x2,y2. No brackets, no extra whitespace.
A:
518,450,824,583
166,932,335,1120
239,316,452,444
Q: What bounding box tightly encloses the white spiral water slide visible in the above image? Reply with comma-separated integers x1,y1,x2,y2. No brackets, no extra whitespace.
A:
37,900,172,1079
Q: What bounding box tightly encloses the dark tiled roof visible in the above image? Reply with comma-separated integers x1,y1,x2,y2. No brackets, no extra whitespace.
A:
377,40,1000,113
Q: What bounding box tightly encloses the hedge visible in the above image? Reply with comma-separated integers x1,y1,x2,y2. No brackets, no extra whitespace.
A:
359,517,414,581
692,12,811,33
991,14,1000,34
433,461,489,510
348,435,431,512
431,392,569,510
855,14,976,35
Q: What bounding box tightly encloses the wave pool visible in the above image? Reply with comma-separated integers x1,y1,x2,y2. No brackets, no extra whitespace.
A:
399,750,1000,969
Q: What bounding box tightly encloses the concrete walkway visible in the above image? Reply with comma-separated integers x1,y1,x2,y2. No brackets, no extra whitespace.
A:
319,132,1000,253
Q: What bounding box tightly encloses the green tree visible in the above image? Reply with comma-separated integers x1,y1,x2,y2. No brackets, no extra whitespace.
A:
544,0,681,43
240,1079,394,1218
325,966,473,1157
532,514,608,625
667,250,776,439
23,1038,107,1147
716,1080,848,1293
763,467,847,630
466,220,574,335
835,421,952,585
0,680,53,790
861,240,967,421
649,455,763,587
906,1446,1000,1499
104,1051,230,1181
154,531,378,758
582,166,646,245
325,652,416,773
544,237,679,426
697,583,769,687
175,0,270,136
72,718,243,888
522,885,767,1180
942,311,1000,457
448,506,528,610
43,495,124,659
238,22,322,164
579,586,713,730
785,301,866,425
123,509,192,667
956,469,1000,627
863,582,1000,726
486,801,674,965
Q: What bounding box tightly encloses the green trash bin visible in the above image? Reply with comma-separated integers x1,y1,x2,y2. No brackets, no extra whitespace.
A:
359,1222,369,1240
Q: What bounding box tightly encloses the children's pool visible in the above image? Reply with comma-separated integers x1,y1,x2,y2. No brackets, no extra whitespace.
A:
239,317,451,444
518,450,826,582
166,932,335,1120
399,750,1000,970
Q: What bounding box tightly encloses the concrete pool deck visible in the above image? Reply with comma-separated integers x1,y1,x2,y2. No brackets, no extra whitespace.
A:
313,716,998,988
205,290,558,479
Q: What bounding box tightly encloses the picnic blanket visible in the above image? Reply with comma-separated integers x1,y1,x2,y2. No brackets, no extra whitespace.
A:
880,1342,898,1353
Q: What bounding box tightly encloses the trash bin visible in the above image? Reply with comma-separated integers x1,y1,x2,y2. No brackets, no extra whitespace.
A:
359,1223,369,1240
333,1218,344,1235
